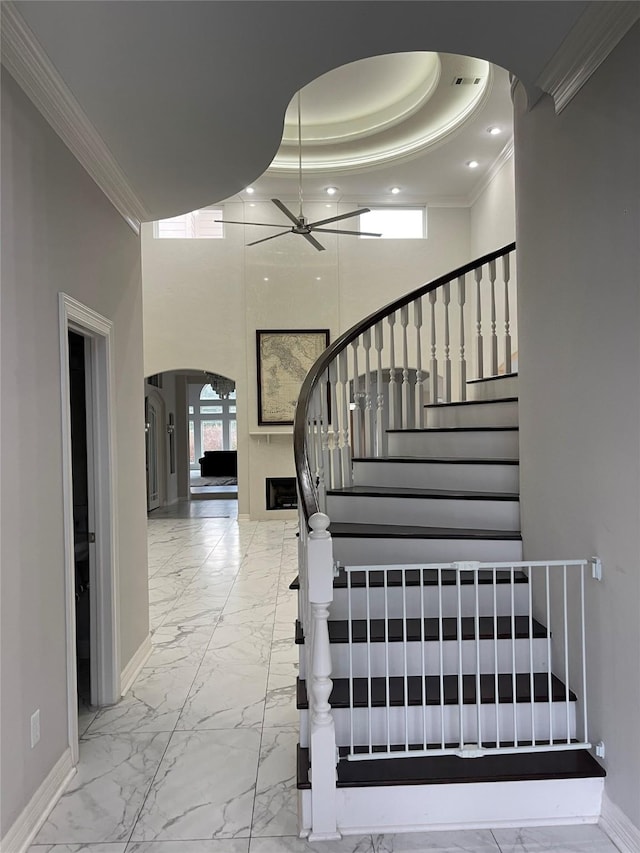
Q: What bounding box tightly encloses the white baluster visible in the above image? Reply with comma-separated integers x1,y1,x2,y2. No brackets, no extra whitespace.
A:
442,283,452,402
400,306,410,428
503,253,512,374
308,399,319,501
328,360,341,489
338,349,352,486
374,322,385,455
307,512,340,840
458,275,467,400
414,298,424,425
475,266,484,379
351,341,362,458
362,328,373,456
318,378,330,509
489,259,498,375
428,291,438,404
387,313,397,431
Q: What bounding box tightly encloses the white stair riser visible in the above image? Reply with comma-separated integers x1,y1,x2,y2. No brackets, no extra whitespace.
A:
299,638,549,679
388,430,519,459
300,702,576,748
353,460,520,493
333,536,523,567
426,400,518,429
327,494,520,531
467,375,519,401
327,583,530,620
298,777,604,835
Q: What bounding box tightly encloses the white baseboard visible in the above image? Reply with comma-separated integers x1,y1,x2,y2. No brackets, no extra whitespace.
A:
600,793,640,853
238,513,251,522
301,777,604,837
0,748,75,853
120,634,152,696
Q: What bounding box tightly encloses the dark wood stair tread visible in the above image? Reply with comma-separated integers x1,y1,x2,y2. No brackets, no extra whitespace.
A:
425,396,518,410
327,485,519,501
295,615,547,644
297,672,576,709
331,522,522,540
387,426,519,434
290,568,529,591
297,744,604,790
467,372,518,385
352,456,519,465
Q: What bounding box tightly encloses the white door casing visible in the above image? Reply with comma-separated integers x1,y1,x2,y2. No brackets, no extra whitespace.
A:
59,293,120,765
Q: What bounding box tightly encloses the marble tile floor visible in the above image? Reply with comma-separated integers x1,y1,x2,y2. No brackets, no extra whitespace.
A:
31,504,622,853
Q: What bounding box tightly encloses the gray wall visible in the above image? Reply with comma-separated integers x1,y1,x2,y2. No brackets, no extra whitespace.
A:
1,70,149,836
514,23,640,829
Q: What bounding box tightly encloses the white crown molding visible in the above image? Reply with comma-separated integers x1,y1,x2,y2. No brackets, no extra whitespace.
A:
1,1,148,233
600,792,640,853
426,197,472,209
537,1,640,114
0,748,75,853
467,138,514,207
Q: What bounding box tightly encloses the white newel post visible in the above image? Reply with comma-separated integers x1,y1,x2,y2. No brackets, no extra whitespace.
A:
307,512,340,840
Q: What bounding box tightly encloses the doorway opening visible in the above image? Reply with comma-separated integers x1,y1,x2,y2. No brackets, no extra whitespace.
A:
68,331,95,718
143,370,239,517
145,391,165,511
188,374,237,502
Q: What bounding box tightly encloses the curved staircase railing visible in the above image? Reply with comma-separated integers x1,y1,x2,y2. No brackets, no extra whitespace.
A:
294,242,516,523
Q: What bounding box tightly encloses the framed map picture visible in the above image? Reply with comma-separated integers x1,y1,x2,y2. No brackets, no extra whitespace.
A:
256,329,330,425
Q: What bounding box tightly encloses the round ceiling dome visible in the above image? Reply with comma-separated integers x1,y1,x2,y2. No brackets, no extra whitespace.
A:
271,52,491,174
282,52,441,145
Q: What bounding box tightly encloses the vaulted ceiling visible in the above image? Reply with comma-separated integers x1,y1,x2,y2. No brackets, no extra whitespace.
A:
6,1,596,219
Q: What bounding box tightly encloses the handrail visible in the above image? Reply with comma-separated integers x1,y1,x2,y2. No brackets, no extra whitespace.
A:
293,242,516,523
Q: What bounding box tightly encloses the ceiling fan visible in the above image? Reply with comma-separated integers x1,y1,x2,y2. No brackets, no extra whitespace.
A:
215,94,381,251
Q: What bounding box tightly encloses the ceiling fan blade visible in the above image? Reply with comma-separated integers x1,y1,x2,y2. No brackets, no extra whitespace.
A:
216,219,294,227
302,233,325,252
272,199,301,226
313,227,382,237
246,229,292,247
307,208,371,228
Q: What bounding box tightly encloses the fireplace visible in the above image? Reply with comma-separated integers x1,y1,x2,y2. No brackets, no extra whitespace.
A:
265,477,297,511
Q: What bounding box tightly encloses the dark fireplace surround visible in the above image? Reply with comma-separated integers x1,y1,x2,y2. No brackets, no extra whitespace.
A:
266,477,297,510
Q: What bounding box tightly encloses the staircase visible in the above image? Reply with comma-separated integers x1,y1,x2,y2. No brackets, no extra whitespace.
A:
293,246,605,840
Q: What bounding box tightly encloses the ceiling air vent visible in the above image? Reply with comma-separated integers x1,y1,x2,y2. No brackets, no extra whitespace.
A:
452,76,483,85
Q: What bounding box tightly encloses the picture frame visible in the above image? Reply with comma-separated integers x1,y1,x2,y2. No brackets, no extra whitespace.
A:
256,329,330,426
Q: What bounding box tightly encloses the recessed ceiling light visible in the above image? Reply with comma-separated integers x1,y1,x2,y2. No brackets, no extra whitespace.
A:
390,186,401,195
263,277,269,282
325,204,332,208
315,276,322,281
245,187,255,194
325,186,338,196
487,126,501,135
249,203,256,207
467,160,479,169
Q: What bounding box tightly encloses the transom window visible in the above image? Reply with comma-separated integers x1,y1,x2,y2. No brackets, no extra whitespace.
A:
154,209,224,239
360,207,426,239
188,383,236,466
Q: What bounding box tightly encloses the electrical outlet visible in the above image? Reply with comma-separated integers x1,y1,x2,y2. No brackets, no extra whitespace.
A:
30,709,40,748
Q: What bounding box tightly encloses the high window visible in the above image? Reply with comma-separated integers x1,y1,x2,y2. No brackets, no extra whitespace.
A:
360,207,426,239
154,209,224,239
188,383,236,467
